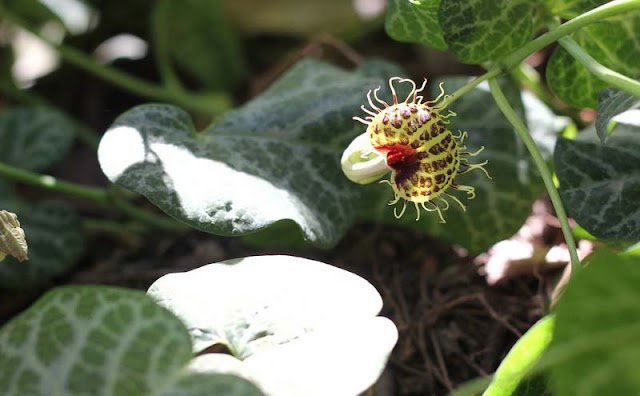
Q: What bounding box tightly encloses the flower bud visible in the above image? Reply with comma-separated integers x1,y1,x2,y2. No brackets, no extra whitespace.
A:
341,132,390,184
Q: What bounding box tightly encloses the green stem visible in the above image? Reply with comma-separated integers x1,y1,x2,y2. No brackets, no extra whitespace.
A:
440,69,501,108
557,36,640,98
151,0,183,90
441,0,640,109
0,6,230,116
0,161,111,205
503,0,640,68
511,63,557,109
112,199,188,231
488,79,580,272
0,161,187,232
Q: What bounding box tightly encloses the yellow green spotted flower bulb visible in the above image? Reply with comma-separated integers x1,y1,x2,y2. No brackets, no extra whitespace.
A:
342,78,491,223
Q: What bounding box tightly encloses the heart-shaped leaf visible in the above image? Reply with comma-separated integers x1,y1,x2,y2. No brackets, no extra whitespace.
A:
147,255,397,396
385,0,447,50
0,201,84,289
555,124,640,240
544,0,609,19
438,0,534,64
546,12,640,108
160,0,246,91
98,59,405,248
596,88,640,143
548,250,640,396
0,107,75,172
0,286,262,395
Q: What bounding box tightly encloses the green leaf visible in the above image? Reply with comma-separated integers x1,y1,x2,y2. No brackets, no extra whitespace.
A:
512,375,551,396
159,373,263,396
548,250,640,396
0,107,75,172
546,12,640,108
385,0,447,50
148,255,397,395
438,0,534,64
98,59,404,247
0,286,262,395
544,0,609,19
241,219,310,250
364,78,562,254
483,316,555,396
555,125,640,240
161,0,246,91
596,88,640,143
3,0,65,28
0,201,84,289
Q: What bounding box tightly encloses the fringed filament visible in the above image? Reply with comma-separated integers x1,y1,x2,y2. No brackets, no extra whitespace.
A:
361,104,378,117
460,160,491,179
454,184,476,199
394,200,408,219
425,82,446,105
461,146,485,157
373,86,389,107
353,116,371,125
440,110,457,119
445,192,467,211
414,78,427,104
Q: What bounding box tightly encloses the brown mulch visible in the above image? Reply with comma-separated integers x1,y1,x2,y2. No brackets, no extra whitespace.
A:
6,218,553,396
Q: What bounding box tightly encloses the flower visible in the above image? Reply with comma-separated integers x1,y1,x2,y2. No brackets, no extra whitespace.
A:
342,78,491,222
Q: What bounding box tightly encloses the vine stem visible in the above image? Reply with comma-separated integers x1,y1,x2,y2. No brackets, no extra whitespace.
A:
443,0,640,107
151,0,183,90
0,161,111,205
0,161,187,232
502,0,640,68
0,5,229,116
488,79,580,272
556,36,640,98
440,69,501,108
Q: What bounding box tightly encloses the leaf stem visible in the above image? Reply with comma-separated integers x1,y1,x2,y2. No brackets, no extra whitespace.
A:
0,161,187,232
151,0,183,90
556,36,640,98
502,0,640,68
440,69,501,107
442,0,640,109
488,78,580,272
0,5,230,116
0,161,111,205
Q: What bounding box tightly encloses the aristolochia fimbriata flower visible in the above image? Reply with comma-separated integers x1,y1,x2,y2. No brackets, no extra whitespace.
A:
342,77,491,223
